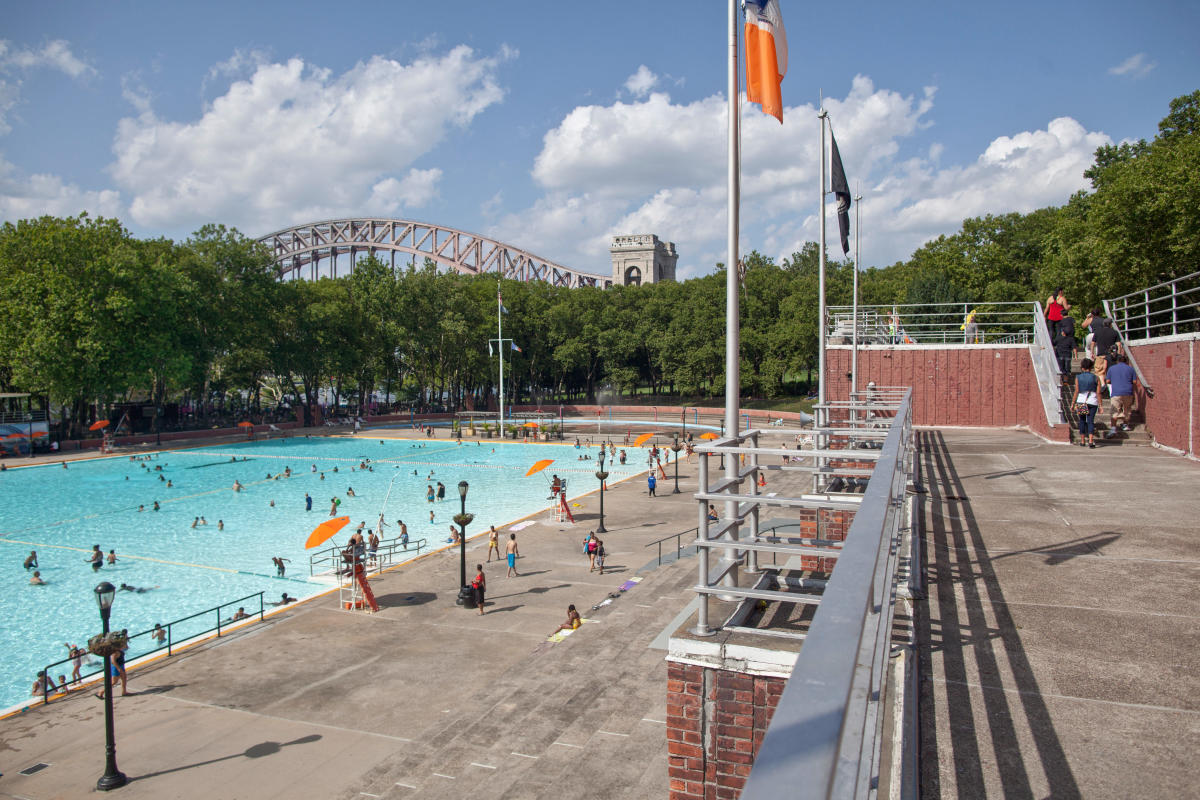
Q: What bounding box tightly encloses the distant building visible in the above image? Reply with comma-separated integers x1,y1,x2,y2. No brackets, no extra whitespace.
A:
610,234,677,286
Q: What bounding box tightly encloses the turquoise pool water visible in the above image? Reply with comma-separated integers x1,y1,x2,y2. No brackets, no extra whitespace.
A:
0,434,643,712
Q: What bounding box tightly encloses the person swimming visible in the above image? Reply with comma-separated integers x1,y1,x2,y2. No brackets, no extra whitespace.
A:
119,583,159,593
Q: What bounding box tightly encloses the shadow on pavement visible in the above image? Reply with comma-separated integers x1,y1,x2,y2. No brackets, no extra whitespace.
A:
131,734,322,782
917,430,1081,800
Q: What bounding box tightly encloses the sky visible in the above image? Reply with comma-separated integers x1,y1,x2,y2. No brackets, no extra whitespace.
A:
0,1,1196,280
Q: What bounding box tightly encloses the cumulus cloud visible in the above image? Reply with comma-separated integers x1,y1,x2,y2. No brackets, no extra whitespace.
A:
109,46,511,232
0,155,122,222
1108,53,1155,79
623,65,658,97
493,74,1107,276
367,168,442,214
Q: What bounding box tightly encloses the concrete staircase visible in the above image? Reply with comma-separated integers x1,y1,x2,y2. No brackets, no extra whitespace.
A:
1063,356,1153,446
343,554,700,800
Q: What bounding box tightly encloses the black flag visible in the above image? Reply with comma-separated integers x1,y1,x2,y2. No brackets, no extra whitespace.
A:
830,131,852,255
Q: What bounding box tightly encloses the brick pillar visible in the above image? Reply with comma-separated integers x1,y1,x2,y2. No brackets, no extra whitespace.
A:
667,660,786,800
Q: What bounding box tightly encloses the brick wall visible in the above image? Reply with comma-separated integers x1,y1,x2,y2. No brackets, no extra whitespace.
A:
667,661,786,800
825,345,1070,442
1125,336,1199,458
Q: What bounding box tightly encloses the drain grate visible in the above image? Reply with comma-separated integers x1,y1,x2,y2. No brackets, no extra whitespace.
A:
19,762,51,775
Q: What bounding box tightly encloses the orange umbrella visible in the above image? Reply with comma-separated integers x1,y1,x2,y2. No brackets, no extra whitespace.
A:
5,432,26,439
522,422,539,428
700,432,720,440
31,430,48,437
89,420,110,431
525,458,554,477
237,421,254,428
305,516,350,549
634,432,656,447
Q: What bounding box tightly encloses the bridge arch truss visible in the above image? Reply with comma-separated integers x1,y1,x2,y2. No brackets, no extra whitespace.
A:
258,218,609,288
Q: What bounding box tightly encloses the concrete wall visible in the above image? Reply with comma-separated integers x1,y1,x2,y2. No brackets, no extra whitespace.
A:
1125,334,1199,459
825,344,1070,442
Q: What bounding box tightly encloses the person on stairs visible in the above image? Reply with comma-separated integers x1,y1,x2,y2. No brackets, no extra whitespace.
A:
1105,355,1139,436
1075,358,1100,449
1054,327,1076,383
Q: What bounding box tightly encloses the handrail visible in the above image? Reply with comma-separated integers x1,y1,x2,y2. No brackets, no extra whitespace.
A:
644,526,698,567
826,301,1035,345
740,392,914,800
1030,301,1065,428
309,534,428,576
37,591,265,704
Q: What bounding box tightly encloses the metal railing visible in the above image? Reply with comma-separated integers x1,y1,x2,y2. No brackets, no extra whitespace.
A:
644,527,698,568
827,302,1034,345
1104,270,1200,342
738,391,915,800
36,591,265,704
1030,301,1066,428
309,534,428,577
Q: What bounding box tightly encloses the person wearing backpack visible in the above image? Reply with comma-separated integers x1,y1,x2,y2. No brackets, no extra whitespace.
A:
584,532,599,572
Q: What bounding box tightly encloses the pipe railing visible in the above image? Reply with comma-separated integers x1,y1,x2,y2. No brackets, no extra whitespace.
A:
644,526,698,568
738,391,915,800
827,302,1034,345
37,591,266,704
1104,270,1200,342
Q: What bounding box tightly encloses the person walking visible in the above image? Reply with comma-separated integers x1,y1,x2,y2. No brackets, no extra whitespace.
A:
594,535,606,575
585,531,599,572
647,472,657,497
1053,327,1076,382
471,564,486,615
1105,354,1139,435
1075,358,1100,448
486,525,500,562
505,533,520,577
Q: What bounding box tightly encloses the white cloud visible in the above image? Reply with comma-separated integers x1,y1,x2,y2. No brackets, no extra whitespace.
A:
623,65,658,97
367,168,442,214
109,46,511,232
1108,53,1155,79
0,40,95,79
494,75,1107,276
0,155,122,222
0,39,95,134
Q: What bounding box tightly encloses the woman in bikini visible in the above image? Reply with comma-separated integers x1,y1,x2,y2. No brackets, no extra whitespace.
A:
486,526,500,562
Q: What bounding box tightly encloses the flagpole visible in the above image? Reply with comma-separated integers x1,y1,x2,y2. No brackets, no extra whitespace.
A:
852,183,862,394
818,102,828,439
498,287,504,432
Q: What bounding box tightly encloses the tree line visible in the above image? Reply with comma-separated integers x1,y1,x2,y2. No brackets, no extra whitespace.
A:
0,92,1194,439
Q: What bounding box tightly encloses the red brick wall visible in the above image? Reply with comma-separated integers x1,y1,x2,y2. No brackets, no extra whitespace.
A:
667,661,786,800
825,346,1070,442
1125,337,1198,458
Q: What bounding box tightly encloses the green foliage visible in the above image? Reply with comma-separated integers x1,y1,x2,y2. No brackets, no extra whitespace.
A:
0,95,1193,419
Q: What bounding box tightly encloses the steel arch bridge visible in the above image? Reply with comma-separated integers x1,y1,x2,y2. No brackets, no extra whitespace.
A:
257,218,610,288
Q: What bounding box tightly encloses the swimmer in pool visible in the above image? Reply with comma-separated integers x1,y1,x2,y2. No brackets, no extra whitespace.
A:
119,583,159,593
270,593,297,606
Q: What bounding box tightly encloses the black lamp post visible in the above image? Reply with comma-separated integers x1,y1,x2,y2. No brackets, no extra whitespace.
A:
671,435,683,494
453,481,475,606
94,581,126,791
595,449,609,533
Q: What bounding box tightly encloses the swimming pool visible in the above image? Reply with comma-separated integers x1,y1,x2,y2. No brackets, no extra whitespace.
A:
0,434,644,712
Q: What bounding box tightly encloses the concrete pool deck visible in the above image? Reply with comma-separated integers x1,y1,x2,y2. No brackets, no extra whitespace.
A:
3,423,1196,799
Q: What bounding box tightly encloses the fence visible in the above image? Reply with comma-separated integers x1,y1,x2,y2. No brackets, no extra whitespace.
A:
1104,270,1200,342
687,391,916,800
826,302,1034,345
308,534,428,577
36,591,265,704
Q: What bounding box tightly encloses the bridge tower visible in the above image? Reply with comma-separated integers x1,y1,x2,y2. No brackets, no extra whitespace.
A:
610,234,678,287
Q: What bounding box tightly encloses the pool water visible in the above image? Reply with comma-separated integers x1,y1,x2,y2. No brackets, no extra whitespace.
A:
0,434,643,712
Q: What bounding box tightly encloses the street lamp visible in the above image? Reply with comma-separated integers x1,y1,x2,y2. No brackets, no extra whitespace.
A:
453,481,475,607
671,435,683,494
595,449,609,533
94,581,126,791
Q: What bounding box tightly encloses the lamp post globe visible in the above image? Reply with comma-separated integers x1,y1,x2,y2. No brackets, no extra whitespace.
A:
94,581,126,791
455,481,475,606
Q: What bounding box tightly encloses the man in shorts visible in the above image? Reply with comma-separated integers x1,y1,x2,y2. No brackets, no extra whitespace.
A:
505,533,520,577
1105,354,1139,434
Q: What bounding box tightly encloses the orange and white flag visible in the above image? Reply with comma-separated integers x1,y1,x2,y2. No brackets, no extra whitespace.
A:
743,0,787,122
